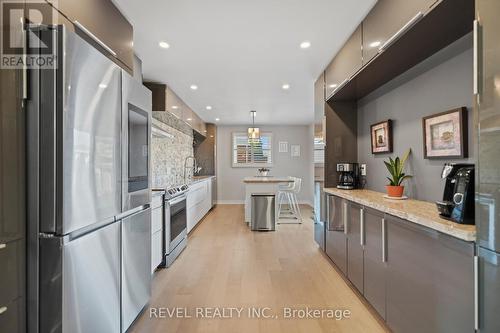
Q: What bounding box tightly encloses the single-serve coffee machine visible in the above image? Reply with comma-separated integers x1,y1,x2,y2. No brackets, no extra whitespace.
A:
336,163,360,190
436,163,475,225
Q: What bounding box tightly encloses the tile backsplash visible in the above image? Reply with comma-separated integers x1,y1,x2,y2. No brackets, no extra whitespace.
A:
151,114,194,188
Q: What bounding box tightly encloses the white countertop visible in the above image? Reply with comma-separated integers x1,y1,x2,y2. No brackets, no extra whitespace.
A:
243,176,293,183
324,188,476,242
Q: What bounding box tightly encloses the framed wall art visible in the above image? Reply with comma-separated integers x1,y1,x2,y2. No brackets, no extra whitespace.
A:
422,107,468,159
370,120,393,154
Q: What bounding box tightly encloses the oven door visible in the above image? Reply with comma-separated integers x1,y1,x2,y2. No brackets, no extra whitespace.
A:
167,195,187,253
122,71,152,212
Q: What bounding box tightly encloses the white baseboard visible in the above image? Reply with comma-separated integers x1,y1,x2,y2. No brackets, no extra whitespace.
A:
216,200,245,205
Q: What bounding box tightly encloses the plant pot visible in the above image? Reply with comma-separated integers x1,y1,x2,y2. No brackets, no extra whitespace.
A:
386,185,404,198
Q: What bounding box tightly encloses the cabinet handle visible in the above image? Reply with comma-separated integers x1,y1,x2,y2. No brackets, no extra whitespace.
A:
0,306,7,315
73,21,117,57
379,12,424,52
343,202,348,235
0,243,6,250
474,255,479,330
382,218,387,262
360,209,365,246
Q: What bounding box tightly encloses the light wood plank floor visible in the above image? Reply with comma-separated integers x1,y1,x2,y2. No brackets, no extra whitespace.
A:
130,205,388,333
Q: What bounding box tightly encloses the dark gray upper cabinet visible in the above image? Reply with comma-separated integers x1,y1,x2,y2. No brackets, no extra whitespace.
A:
314,73,324,119
347,203,364,293
325,26,362,100
363,208,386,319
385,215,474,333
48,0,134,71
362,0,437,64
326,195,347,275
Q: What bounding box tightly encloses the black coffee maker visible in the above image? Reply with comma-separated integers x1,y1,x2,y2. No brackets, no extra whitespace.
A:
336,163,360,190
436,163,475,225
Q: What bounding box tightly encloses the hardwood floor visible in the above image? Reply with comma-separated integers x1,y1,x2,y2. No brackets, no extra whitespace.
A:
130,205,388,333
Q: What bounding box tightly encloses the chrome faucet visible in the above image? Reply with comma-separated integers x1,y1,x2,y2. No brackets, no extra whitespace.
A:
183,156,202,182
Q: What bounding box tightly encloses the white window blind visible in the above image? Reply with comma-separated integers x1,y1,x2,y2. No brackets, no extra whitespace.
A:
232,132,273,167
314,136,325,164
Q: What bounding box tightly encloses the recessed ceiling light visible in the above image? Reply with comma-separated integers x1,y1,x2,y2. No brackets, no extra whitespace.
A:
190,85,198,90
329,84,338,89
282,84,290,90
300,41,311,49
172,105,179,109
206,106,212,110
99,83,107,89
369,41,381,48
215,118,220,122
159,41,170,49
186,118,192,121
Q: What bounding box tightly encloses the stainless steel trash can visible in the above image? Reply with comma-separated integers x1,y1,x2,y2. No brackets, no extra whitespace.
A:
251,193,276,231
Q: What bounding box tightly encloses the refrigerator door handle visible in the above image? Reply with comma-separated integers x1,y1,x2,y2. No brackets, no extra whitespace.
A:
474,255,479,331
473,19,482,100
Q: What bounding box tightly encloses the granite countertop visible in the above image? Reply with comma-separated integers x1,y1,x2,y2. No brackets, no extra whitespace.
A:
323,188,476,242
243,176,294,183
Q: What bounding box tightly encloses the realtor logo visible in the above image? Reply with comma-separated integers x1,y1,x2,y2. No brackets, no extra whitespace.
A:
1,0,58,69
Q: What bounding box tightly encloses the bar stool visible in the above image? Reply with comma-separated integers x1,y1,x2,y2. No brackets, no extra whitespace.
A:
277,177,303,224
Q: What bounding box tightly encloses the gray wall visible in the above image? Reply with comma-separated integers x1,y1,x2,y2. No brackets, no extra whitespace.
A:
216,125,314,205
357,35,476,202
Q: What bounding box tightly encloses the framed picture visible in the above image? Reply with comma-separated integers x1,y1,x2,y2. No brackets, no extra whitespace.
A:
370,120,393,154
422,107,468,159
291,144,301,157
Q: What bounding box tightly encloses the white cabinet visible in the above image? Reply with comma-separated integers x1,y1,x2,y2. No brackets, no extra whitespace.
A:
151,195,163,273
187,178,213,233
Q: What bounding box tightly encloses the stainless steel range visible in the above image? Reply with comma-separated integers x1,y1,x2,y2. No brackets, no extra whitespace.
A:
159,184,189,267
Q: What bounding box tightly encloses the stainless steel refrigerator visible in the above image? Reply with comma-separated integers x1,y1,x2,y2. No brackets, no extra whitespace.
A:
475,0,500,331
26,25,152,333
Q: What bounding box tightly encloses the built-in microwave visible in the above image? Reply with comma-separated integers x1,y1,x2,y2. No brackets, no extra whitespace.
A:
122,71,152,212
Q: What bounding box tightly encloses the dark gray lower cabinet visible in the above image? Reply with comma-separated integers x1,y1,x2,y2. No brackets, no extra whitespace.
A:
347,203,364,293
385,215,474,333
326,195,347,275
363,208,386,319
326,229,347,275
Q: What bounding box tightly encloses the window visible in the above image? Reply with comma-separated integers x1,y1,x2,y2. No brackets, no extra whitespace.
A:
314,136,325,164
232,132,273,167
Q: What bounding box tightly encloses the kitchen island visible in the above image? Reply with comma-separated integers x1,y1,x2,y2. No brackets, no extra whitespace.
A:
243,177,294,223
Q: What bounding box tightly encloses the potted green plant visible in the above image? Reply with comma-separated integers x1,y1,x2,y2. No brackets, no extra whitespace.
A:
384,149,412,198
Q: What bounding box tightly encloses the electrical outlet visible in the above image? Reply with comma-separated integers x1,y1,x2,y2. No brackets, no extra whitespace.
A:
360,164,367,176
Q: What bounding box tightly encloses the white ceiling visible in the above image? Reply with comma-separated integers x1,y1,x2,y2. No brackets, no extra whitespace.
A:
114,0,376,125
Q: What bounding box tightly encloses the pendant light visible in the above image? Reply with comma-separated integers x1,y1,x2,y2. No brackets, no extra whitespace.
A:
248,110,260,141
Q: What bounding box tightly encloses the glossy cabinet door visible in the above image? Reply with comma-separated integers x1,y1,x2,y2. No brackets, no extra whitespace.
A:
325,26,362,99
346,203,363,293
363,208,386,319
325,195,347,275
476,0,500,251
166,86,183,119
51,0,134,70
362,0,437,64
314,73,324,114
386,215,474,333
